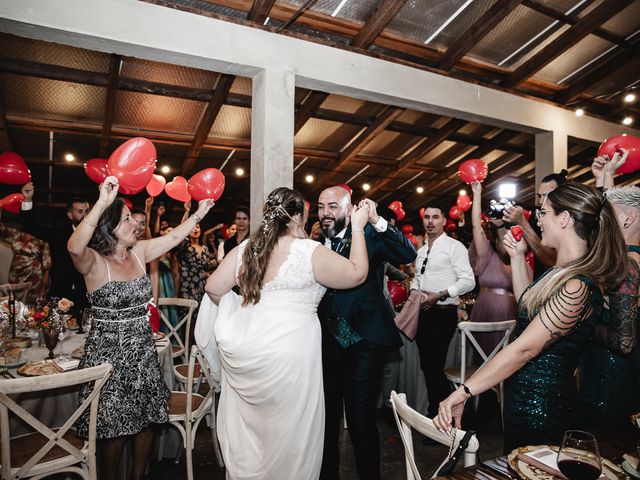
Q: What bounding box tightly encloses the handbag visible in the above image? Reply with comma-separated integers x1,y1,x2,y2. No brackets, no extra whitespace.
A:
433,429,476,477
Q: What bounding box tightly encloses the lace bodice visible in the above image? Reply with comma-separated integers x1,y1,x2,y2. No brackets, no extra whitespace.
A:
236,239,326,307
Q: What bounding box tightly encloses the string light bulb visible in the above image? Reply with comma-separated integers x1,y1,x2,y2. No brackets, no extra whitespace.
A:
64,153,75,162
575,108,584,117
160,165,170,174
416,186,424,194
235,167,245,176
362,183,370,191
624,93,636,103
305,174,314,183
623,116,633,126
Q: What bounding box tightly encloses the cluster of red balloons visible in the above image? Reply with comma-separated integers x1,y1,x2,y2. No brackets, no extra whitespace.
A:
400,224,418,248
84,138,225,203
598,134,640,174
388,200,406,221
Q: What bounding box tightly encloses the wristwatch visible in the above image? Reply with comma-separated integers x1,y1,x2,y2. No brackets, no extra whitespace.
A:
439,291,449,302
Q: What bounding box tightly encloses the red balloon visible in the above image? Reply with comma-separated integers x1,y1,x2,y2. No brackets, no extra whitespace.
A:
165,176,191,202
121,197,133,210
525,250,534,271
405,232,418,248
84,158,108,184
0,152,31,185
188,168,225,202
597,134,640,174
400,224,413,234
387,280,408,309
449,206,463,220
510,225,524,242
419,207,425,219
445,218,457,232
146,174,166,197
0,193,24,214
107,138,156,195
481,212,490,222
523,209,532,221
456,194,471,212
148,304,160,332
222,224,232,241
304,200,310,212
458,159,489,184
388,201,406,221
337,184,352,195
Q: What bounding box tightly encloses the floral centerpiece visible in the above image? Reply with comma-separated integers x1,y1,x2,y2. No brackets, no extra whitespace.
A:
28,298,74,359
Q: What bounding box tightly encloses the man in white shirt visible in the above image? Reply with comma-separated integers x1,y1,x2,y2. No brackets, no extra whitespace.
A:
410,206,475,418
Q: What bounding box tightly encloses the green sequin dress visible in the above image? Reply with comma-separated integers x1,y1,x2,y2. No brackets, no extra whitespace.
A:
503,273,603,453
578,245,640,425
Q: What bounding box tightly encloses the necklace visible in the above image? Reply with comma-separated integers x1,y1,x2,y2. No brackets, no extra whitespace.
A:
113,250,129,262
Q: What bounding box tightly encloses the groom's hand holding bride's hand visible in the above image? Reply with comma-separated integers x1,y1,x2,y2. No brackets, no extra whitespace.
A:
350,203,370,231
358,198,379,225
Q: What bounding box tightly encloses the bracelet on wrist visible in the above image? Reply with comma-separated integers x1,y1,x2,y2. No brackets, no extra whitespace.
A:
461,383,473,397
352,228,364,233
82,218,97,228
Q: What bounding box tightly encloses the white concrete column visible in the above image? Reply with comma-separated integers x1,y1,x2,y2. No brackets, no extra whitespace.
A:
535,130,568,204
250,68,295,231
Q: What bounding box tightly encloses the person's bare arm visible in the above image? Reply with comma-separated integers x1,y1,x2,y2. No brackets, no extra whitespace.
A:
503,205,556,269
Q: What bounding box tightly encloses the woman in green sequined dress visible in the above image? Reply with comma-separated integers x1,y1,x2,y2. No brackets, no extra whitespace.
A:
435,183,626,453
579,153,640,424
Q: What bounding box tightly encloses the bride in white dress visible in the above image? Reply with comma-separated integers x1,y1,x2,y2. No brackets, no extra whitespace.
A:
202,187,370,480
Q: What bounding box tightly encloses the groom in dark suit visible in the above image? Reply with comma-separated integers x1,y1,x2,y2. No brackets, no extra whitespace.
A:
317,186,417,480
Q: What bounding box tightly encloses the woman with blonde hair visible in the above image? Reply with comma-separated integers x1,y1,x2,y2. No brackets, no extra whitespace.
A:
435,182,626,452
204,187,371,479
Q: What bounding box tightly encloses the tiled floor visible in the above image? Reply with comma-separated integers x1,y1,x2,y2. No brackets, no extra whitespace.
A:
148,393,505,479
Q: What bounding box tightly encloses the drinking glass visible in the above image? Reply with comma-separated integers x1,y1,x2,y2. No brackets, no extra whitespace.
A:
557,430,602,480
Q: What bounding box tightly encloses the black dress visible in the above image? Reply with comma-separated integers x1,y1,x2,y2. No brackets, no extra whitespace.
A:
76,255,169,439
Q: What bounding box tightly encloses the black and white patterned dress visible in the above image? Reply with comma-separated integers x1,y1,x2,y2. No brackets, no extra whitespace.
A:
76,252,169,439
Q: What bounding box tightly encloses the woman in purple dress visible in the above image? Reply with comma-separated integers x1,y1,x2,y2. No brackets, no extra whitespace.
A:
469,181,520,354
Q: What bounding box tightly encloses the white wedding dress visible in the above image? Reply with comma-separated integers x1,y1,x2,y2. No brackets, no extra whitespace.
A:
210,238,327,480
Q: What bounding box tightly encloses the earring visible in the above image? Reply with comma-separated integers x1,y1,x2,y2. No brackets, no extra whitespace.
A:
623,221,630,229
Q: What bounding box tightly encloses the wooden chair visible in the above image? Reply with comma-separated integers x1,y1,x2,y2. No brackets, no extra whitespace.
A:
444,320,516,423
390,391,479,480
162,346,223,479
0,363,113,480
157,297,198,366
0,282,32,304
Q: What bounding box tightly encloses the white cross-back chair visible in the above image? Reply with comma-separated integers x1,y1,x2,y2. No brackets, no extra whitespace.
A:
444,320,516,423
0,283,32,304
390,391,479,480
0,363,113,480
162,346,223,479
157,297,198,365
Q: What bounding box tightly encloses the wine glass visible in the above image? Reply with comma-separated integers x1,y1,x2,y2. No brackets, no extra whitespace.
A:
557,430,602,480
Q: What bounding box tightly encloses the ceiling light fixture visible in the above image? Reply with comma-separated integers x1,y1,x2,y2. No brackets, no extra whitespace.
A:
623,116,633,126
624,93,636,103
416,186,424,194
64,153,75,162
161,165,170,174
575,108,584,117
362,183,370,191
459,189,467,196
236,167,245,176
305,174,314,183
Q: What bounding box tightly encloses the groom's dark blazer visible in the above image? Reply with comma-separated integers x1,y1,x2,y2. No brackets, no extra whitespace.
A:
318,221,416,480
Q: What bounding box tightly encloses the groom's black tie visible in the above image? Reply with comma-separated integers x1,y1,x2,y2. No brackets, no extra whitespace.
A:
330,237,341,252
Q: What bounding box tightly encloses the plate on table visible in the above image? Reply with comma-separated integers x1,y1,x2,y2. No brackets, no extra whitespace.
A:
507,445,628,480
71,345,85,359
17,361,61,377
0,359,26,369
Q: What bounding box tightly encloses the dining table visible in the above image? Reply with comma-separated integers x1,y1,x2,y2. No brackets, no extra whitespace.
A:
434,421,638,480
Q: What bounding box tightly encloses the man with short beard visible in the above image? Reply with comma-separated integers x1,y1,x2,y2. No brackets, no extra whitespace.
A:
317,186,416,480
20,182,90,312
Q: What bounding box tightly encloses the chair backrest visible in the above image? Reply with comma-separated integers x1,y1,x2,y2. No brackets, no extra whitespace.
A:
0,363,113,479
183,346,214,420
457,320,516,383
157,298,199,359
390,391,479,480
0,283,32,304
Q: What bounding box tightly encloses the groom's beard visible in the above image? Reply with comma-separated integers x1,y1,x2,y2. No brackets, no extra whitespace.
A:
321,214,347,239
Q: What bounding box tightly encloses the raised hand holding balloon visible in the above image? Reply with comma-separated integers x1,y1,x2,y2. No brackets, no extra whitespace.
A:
597,134,640,174
84,158,108,184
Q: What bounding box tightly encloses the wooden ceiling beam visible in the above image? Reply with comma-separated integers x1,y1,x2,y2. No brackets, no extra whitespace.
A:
181,73,236,176
351,0,408,49
247,0,276,23
503,0,635,88
522,0,639,52
311,106,405,192
294,91,329,134
437,0,523,72
99,54,122,157
277,0,319,32
553,46,638,104
367,118,468,196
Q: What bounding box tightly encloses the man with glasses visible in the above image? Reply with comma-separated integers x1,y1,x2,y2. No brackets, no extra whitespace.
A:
502,171,566,276
410,206,475,421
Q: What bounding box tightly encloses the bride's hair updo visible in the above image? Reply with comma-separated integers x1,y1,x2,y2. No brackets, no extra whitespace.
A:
238,187,306,305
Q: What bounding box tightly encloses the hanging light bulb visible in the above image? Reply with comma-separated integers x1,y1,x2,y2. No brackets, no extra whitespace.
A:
362,183,370,191
622,116,633,126
575,108,584,117
416,186,424,194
